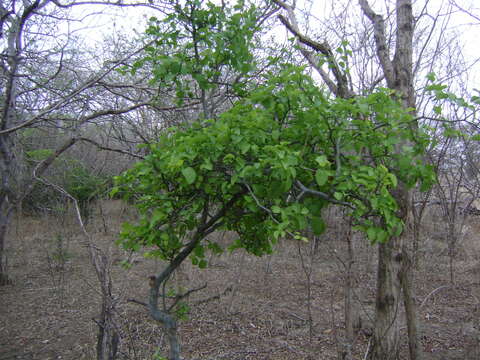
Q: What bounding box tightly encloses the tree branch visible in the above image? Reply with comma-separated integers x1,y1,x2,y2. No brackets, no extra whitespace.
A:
358,0,395,88
274,1,352,98
148,189,247,321
295,180,354,208
76,137,145,159
0,40,155,135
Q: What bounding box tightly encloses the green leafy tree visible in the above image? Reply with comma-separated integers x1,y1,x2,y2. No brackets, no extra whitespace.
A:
128,0,261,118
114,64,434,359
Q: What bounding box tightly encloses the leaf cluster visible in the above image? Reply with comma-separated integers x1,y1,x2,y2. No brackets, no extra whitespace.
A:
128,0,259,105
113,65,435,262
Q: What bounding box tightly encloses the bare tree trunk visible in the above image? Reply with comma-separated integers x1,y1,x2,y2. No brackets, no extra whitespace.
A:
344,216,360,360
165,317,180,360
71,199,120,360
447,221,456,284
368,240,402,360
0,143,13,284
38,172,122,360
0,17,17,285
0,1,43,285
0,96,16,286
0,201,13,285
400,250,421,360
95,254,119,360
96,296,119,360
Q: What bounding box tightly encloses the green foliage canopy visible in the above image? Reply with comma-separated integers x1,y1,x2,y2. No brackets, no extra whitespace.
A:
113,65,435,264
129,0,259,107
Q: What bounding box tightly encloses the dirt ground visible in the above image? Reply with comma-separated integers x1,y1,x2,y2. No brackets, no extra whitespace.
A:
1,200,479,359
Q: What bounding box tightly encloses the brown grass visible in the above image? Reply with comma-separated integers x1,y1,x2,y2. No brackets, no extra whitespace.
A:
0,200,479,359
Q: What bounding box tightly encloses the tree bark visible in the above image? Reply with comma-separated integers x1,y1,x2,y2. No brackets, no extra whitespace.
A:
344,218,361,360
368,238,402,360
96,292,119,360
0,135,14,284
401,251,421,360
0,198,13,285
360,1,420,359
0,3,20,285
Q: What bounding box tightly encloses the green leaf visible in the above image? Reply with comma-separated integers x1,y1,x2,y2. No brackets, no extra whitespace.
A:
315,155,330,167
109,187,119,198
201,159,213,170
271,205,282,214
151,209,164,224
367,227,377,242
315,169,328,186
387,173,398,187
311,216,326,235
181,167,197,184
377,229,388,243
358,103,369,114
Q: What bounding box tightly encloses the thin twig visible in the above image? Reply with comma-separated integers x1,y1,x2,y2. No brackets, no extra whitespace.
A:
420,285,450,308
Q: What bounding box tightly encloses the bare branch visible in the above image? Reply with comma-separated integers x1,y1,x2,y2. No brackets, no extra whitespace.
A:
76,137,145,159
0,40,155,135
273,0,352,98
358,0,395,88
295,180,354,208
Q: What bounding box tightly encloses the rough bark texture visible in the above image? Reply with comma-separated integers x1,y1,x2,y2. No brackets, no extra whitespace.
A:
0,135,14,284
96,289,119,360
0,0,29,285
360,1,421,359
369,239,402,360
401,253,420,360
0,201,13,285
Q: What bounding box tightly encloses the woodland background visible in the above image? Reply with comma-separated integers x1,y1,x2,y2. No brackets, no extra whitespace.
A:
1,1,480,360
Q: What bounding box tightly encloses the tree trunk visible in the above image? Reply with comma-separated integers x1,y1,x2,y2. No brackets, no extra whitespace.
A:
0,136,14,285
166,317,181,360
0,1,24,286
360,1,420,358
344,216,361,360
368,240,402,360
96,298,119,360
95,274,119,360
0,205,13,285
401,250,422,360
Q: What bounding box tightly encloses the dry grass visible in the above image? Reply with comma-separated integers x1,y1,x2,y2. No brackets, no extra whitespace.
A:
1,200,479,359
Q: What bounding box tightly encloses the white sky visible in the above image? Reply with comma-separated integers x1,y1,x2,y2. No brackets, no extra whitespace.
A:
68,0,480,91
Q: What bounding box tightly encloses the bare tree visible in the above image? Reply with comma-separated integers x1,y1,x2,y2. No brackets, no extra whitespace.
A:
0,0,161,284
